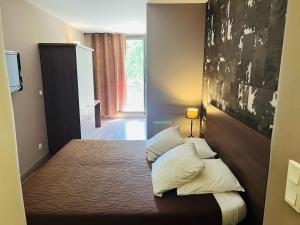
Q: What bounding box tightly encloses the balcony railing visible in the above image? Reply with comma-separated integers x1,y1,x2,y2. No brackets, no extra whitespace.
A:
123,77,144,112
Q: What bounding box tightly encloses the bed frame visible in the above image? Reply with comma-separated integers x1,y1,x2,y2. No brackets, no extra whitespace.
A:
205,105,271,225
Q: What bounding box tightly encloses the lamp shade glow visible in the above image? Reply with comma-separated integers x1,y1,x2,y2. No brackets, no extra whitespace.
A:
186,108,199,119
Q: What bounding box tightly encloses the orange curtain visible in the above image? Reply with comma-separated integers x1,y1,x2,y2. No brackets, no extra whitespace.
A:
92,33,126,116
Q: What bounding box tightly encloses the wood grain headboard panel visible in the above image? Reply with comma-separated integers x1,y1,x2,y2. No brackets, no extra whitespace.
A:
205,105,271,225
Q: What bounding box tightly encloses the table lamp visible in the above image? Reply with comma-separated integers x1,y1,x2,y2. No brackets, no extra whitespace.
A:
186,108,199,137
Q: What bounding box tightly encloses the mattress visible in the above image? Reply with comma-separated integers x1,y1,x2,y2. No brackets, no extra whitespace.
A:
22,139,244,225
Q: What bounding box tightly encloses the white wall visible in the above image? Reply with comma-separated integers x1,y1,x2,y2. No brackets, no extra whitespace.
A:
0,9,27,225
0,0,85,176
147,4,205,138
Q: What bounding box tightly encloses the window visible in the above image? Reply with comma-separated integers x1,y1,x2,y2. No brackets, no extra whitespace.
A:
123,36,145,112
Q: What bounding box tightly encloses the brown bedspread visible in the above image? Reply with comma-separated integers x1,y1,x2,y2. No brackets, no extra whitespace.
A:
23,140,221,225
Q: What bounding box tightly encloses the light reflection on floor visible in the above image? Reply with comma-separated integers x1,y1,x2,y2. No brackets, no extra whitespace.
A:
124,120,146,140
82,119,147,141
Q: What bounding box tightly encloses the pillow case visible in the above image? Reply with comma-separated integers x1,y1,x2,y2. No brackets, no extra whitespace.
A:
152,143,204,197
185,138,217,159
177,159,245,195
146,126,184,162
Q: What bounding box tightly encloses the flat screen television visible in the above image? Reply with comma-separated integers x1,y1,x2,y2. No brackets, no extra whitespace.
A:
5,50,23,92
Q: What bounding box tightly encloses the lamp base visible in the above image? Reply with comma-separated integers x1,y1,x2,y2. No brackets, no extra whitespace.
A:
189,119,194,138
188,135,194,138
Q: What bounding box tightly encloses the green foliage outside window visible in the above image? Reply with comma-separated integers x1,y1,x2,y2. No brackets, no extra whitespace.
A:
125,39,144,79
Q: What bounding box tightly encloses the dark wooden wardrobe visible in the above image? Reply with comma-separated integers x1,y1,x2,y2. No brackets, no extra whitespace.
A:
39,43,96,154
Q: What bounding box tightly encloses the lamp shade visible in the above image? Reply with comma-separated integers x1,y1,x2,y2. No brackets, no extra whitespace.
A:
186,108,199,119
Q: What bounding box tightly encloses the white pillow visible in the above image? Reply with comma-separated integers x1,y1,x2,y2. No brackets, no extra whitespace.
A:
177,159,245,195
152,143,204,197
185,138,217,159
146,126,185,162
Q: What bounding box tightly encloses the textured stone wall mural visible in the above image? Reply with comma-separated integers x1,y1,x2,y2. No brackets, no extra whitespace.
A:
202,0,288,137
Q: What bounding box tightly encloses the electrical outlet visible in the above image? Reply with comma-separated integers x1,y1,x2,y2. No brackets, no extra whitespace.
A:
39,90,43,96
38,143,43,150
285,160,300,213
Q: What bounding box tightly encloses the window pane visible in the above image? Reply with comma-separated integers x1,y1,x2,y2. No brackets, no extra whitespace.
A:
124,38,145,112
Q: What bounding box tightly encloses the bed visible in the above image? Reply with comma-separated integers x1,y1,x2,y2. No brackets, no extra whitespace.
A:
23,105,270,225
23,139,245,225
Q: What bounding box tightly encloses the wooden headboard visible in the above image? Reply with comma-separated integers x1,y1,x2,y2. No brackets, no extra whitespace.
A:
205,105,271,225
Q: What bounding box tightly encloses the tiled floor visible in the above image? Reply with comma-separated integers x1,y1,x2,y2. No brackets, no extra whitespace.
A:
83,118,147,140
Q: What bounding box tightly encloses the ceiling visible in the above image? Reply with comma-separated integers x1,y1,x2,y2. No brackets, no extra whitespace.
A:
148,0,208,3
26,0,147,34
26,0,207,34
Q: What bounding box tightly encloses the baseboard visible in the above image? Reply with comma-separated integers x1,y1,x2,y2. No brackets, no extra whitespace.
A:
21,152,50,183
